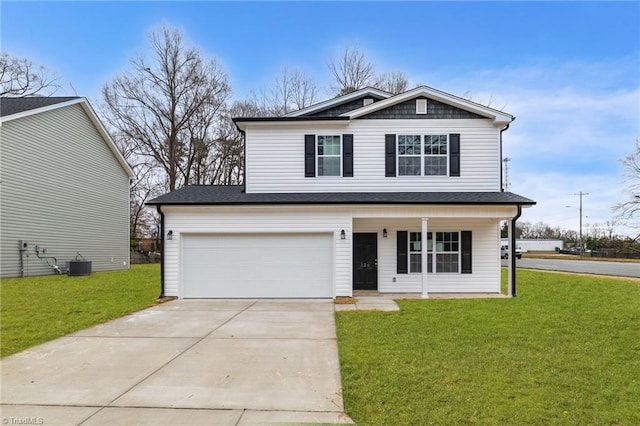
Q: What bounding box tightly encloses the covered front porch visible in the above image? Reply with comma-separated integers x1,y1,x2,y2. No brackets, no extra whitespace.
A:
347,204,523,298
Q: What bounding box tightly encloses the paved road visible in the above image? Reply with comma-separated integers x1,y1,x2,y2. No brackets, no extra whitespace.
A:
502,258,640,278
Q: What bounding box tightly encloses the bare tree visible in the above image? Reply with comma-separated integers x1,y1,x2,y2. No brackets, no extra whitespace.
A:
614,138,640,228
373,71,409,95
251,67,317,116
208,100,262,184
0,52,61,97
328,46,375,96
101,26,230,191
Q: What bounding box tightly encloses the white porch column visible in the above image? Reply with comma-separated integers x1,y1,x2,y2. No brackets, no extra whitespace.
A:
421,217,429,298
507,219,513,297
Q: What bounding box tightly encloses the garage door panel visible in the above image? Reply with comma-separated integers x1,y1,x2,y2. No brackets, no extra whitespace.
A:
182,233,333,298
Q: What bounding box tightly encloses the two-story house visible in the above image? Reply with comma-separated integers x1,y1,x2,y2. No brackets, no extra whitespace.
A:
0,97,134,278
147,86,535,299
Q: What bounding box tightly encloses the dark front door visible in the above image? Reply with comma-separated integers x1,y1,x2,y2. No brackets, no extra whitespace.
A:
353,233,378,290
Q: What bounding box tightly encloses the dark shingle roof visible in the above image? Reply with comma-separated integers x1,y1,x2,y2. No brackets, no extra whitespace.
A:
0,97,80,117
148,185,536,206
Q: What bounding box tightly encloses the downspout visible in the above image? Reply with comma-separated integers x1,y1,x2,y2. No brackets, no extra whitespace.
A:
156,204,165,299
232,117,247,191
499,123,510,192
240,128,246,190
510,204,522,296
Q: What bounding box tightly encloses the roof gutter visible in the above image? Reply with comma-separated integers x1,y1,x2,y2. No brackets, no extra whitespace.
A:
510,204,522,296
156,205,166,299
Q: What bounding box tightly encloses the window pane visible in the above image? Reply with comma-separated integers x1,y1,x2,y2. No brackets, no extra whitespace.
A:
399,135,421,155
436,253,459,273
399,157,421,176
424,157,447,175
318,157,340,176
410,253,422,273
427,253,433,273
318,136,340,155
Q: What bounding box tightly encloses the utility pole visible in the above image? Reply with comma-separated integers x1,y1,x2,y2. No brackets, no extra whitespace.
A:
575,191,589,256
503,157,511,192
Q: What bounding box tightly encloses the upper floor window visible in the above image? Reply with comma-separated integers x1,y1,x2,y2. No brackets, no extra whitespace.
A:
317,135,341,176
386,133,459,178
397,134,448,176
424,135,448,176
398,135,421,176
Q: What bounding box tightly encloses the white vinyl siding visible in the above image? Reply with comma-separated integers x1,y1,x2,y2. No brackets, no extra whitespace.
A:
244,119,500,193
353,216,505,293
162,206,352,298
162,205,515,297
0,104,131,278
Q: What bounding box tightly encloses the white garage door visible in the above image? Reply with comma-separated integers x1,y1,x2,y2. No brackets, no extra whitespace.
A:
181,233,333,298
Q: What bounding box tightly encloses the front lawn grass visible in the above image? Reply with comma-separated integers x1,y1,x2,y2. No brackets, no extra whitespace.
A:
336,270,640,425
1,264,160,357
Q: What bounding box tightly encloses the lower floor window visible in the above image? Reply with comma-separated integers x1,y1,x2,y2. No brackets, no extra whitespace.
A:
408,231,459,273
435,232,459,273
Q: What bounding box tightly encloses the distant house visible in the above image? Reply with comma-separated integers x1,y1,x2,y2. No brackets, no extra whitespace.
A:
149,86,535,299
502,239,564,252
0,97,134,278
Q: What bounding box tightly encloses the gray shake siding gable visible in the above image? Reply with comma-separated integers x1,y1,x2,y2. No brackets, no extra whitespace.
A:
0,102,132,278
306,95,385,117
360,97,487,119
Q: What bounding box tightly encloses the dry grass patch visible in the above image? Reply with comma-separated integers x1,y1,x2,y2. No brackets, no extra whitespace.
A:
334,297,358,304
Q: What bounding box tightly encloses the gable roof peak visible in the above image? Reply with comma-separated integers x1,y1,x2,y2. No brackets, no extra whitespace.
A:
341,85,514,125
284,87,392,117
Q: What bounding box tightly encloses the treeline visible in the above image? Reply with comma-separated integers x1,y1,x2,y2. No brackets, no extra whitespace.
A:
504,221,639,251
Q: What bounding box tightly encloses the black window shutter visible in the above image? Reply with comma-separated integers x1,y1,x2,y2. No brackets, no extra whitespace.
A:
461,230,472,274
449,133,460,177
304,134,315,177
397,231,408,274
385,134,396,177
343,134,353,177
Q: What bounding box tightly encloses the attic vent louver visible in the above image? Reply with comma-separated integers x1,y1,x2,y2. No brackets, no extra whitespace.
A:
363,98,374,106
416,99,427,114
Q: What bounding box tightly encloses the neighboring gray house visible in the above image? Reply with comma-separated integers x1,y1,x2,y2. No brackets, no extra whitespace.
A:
0,97,134,278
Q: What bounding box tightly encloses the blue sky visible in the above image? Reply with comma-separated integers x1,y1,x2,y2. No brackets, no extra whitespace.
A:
2,1,639,236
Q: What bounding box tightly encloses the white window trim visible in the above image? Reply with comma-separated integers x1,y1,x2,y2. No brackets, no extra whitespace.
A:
316,135,342,177
434,231,461,273
424,134,449,176
396,134,449,177
397,134,422,177
409,231,422,273
407,230,461,274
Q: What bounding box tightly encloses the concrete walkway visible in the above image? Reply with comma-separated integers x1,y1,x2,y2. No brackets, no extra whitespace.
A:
1,299,353,425
335,292,507,311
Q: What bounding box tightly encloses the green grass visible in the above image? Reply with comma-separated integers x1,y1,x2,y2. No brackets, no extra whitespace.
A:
1,264,160,357
336,270,640,425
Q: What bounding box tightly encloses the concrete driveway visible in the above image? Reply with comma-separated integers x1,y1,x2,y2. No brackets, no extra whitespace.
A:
1,299,352,425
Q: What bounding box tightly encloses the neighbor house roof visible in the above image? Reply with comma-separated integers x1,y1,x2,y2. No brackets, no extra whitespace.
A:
148,185,536,206
0,97,135,179
0,96,80,117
